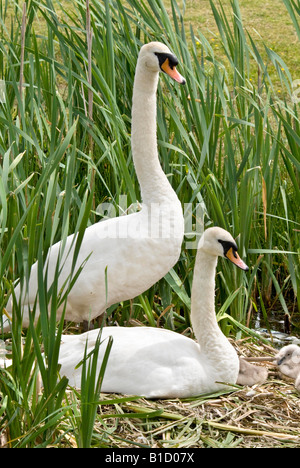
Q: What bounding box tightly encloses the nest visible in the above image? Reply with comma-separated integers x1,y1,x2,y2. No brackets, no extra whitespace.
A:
92,339,300,449
1,338,299,448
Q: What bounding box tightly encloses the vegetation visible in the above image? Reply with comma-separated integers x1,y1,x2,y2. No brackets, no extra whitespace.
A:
0,0,299,448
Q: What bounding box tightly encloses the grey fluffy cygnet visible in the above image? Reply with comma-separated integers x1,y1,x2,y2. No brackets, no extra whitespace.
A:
276,344,300,392
236,358,268,386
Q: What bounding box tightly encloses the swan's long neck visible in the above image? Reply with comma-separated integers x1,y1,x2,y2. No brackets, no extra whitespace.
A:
131,64,179,205
191,249,233,358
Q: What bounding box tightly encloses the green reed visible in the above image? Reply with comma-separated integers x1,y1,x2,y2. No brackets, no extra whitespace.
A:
0,0,299,447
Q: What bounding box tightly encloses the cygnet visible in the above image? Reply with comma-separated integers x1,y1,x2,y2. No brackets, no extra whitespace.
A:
276,344,300,393
276,344,300,380
237,358,269,386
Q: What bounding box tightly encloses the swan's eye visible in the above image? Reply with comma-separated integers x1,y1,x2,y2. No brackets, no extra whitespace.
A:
218,239,238,257
154,52,179,70
154,52,185,84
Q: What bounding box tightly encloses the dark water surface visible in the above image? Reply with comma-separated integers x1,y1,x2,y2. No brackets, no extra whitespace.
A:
252,309,300,349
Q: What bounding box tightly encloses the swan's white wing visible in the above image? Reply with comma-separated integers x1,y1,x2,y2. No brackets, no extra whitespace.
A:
5,206,183,326
58,327,203,398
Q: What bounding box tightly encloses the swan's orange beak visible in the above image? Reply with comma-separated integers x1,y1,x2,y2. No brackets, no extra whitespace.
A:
226,248,249,271
161,58,186,85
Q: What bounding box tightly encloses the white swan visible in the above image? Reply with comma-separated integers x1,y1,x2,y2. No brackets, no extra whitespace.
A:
57,227,249,398
1,42,185,332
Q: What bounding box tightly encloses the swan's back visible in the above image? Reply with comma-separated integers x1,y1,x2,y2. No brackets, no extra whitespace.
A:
59,327,199,398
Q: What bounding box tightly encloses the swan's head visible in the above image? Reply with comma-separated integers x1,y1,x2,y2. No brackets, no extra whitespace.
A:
138,42,186,84
276,344,300,366
199,227,249,271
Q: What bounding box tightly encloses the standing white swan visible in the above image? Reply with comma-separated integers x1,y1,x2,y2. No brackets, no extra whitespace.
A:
58,227,249,398
1,42,185,332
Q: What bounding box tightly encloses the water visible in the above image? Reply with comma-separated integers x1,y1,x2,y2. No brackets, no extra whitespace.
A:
252,310,300,349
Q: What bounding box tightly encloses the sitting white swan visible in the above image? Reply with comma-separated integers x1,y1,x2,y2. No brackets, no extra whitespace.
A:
58,227,249,398
1,42,186,332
